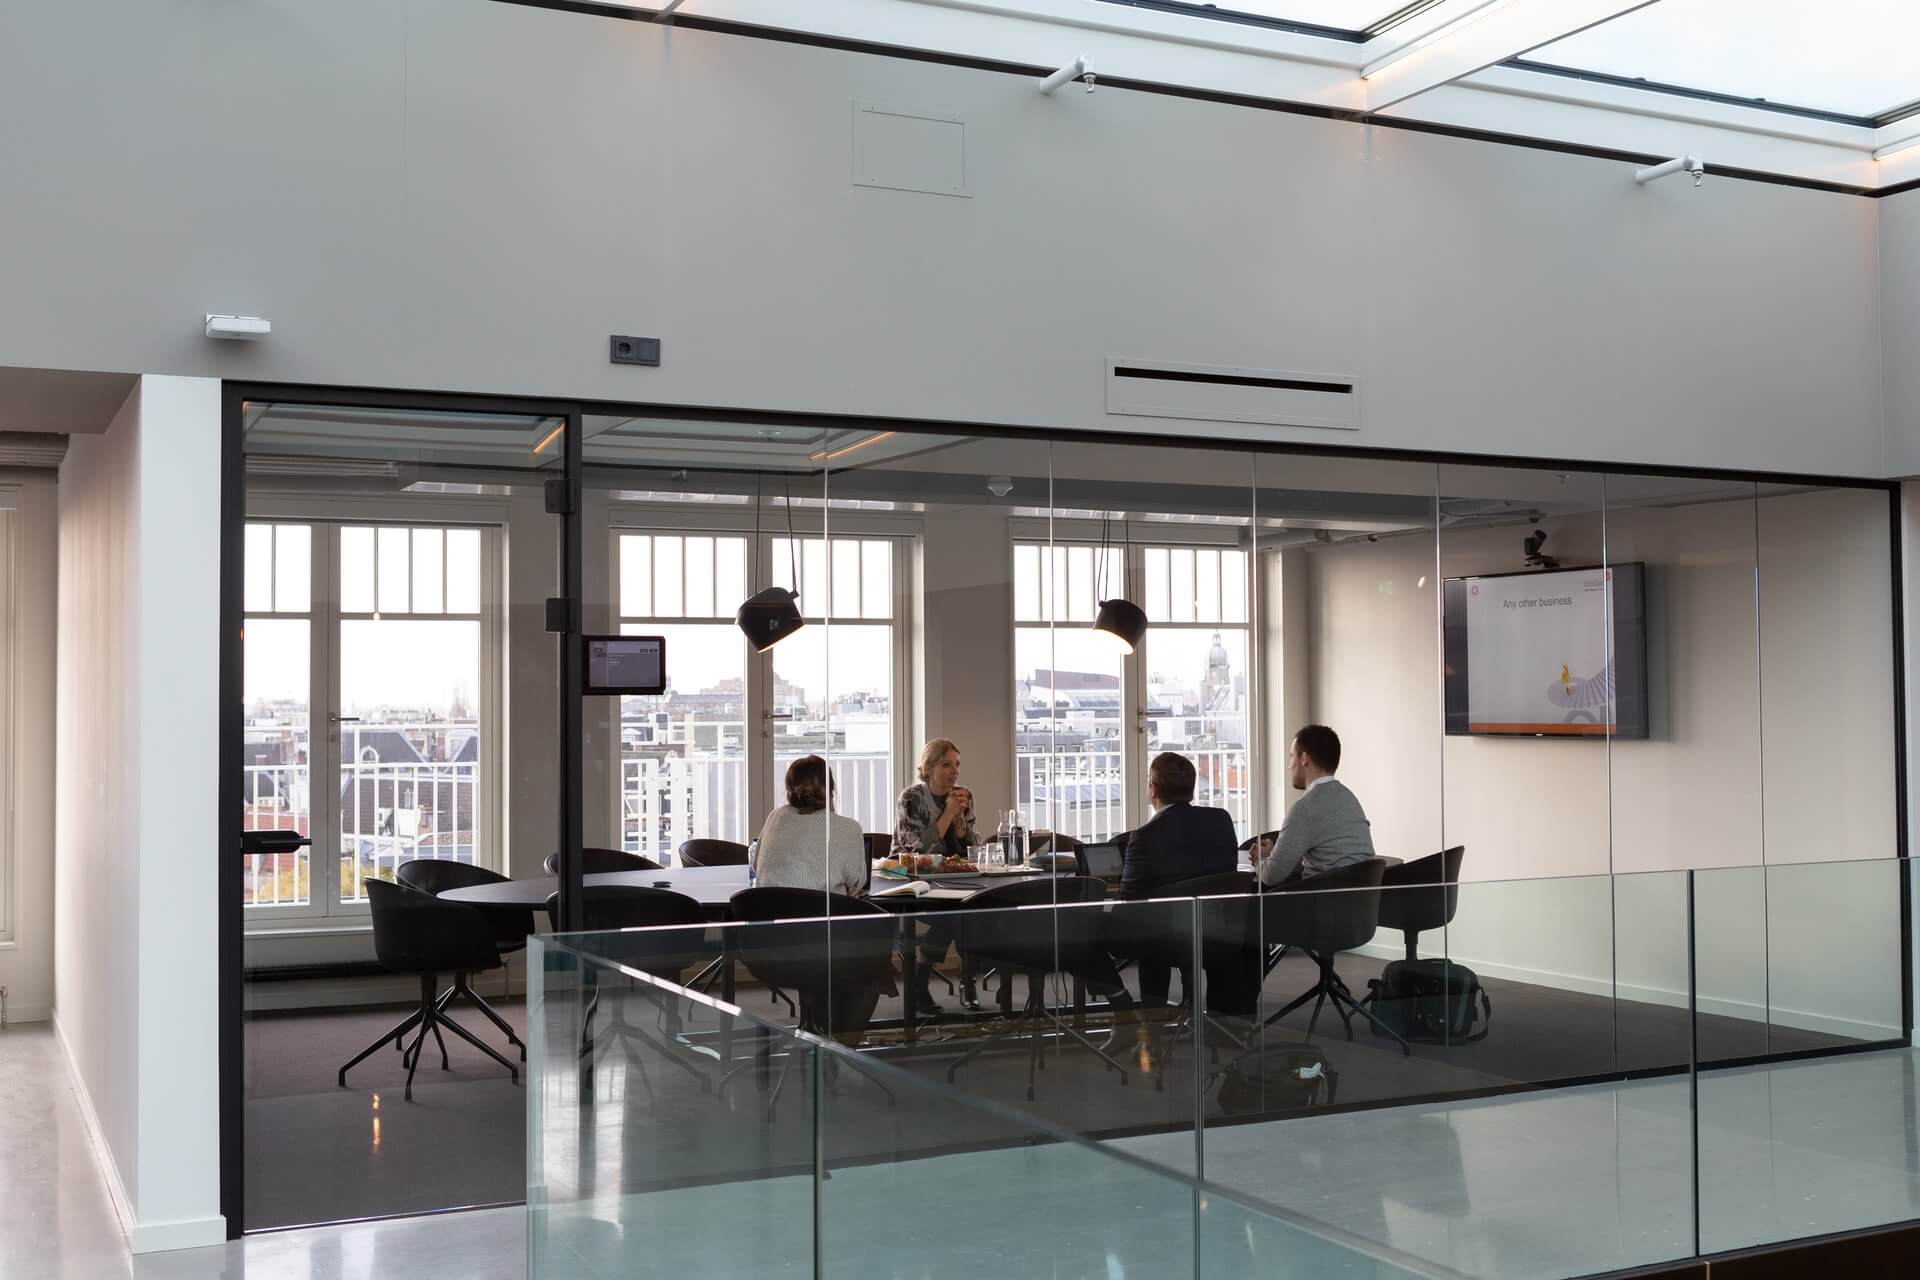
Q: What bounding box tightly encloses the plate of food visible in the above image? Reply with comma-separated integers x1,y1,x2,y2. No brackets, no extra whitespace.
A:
877,854,980,878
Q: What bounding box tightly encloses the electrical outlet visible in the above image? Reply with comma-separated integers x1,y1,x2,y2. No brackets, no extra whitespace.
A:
608,335,661,367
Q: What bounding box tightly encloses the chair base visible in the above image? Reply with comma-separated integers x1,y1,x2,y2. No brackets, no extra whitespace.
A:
945,974,1129,1101
1264,955,1411,1057
580,980,714,1098
340,974,522,1100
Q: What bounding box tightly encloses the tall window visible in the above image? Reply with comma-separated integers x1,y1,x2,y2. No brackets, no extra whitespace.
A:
1142,545,1252,838
613,528,903,859
242,520,493,922
243,523,313,909
1012,539,1252,841
770,536,897,837
1013,541,1127,840
615,533,750,861
336,526,485,904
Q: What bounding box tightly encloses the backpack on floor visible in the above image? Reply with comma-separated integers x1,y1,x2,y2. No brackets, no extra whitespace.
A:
1365,958,1490,1044
1215,1032,1336,1115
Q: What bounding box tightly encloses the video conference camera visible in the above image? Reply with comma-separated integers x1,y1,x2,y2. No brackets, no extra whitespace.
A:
1524,527,1560,570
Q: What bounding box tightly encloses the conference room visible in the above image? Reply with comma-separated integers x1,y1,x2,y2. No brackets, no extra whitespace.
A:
234,395,1903,1274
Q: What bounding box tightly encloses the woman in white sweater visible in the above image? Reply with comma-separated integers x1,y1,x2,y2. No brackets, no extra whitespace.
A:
751,755,870,897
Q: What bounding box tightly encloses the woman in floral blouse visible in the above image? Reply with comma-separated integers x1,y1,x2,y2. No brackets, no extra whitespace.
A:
889,738,977,1017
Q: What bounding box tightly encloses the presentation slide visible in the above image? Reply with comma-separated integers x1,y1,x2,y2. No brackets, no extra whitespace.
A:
1444,565,1647,738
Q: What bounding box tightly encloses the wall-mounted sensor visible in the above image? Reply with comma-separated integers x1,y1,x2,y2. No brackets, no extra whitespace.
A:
205,314,271,340
987,475,1014,497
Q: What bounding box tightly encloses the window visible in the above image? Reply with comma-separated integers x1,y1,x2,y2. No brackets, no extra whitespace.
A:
243,523,313,909
614,533,750,861
770,537,898,837
1012,538,1253,841
243,521,495,922
1013,541,1127,841
1142,545,1253,838
612,527,906,860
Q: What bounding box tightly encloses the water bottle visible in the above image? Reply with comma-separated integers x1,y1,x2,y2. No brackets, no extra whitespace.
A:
1009,808,1027,866
991,813,1010,868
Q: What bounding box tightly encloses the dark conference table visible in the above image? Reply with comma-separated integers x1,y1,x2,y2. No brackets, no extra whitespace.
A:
436,863,1052,910
439,863,1062,1043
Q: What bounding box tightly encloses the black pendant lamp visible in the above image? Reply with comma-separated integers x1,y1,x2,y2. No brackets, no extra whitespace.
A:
1091,511,1148,654
737,472,807,653
1093,596,1148,654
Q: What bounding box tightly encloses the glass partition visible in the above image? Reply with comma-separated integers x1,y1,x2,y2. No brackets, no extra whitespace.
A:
239,397,567,1229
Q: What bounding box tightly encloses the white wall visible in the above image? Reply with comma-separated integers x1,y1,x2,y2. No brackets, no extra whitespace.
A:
0,473,59,1025
54,375,224,1252
0,0,1889,477
1299,487,1902,1038
1884,190,1920,477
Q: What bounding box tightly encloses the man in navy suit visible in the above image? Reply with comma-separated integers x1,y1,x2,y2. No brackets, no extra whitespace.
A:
1114,752,1239,1007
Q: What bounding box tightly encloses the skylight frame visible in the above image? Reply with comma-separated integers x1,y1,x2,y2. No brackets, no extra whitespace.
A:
1090,0,1444,44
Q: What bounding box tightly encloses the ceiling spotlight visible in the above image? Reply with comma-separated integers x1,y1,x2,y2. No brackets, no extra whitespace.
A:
1093,598,1148,655
736,586,805,653
987,475,1014,498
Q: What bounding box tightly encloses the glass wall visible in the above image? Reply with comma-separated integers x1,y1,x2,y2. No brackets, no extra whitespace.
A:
233,397,1907,1264
238,397,567,1230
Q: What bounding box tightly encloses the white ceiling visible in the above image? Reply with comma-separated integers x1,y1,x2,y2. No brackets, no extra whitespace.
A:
638,0,1920,189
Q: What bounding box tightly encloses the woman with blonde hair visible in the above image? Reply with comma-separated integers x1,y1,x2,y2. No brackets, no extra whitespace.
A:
892,737,978,859
888,738,979,1018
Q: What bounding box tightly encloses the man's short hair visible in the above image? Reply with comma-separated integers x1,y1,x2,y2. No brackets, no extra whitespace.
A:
1292,724,1341,773
1149,752,1197,805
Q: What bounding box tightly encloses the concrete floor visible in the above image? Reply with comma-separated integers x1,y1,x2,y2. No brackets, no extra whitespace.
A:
0,1025,523,1280
10,1015,1920,1280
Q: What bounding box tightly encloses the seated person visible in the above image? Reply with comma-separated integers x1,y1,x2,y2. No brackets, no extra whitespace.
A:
1254,724,1375,888
1109,753,1239,1010
889,738,979,1017
752,754,870,897
751,756,894,1044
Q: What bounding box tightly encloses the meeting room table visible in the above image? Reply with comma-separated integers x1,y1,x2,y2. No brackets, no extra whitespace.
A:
437,863,1066,1047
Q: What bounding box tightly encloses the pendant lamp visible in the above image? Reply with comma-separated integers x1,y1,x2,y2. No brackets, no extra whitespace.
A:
737,471,807,652
1091,511,1148,653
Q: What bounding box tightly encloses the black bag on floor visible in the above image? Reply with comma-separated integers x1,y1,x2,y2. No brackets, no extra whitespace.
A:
1365,958,1490,1043
1215,1032,1336,1114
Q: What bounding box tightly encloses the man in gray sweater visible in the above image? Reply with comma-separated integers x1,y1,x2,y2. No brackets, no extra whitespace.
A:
1255,724,1375,887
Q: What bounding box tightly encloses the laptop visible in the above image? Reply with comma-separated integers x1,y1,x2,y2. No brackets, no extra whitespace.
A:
1079,840,1126,884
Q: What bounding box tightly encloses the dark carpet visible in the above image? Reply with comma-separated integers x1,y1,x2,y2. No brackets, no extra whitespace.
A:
241,953,1865,1231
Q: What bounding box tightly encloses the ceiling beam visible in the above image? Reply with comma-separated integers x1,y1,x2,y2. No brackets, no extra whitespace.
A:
1873,119,1920,162
1361,0,1662,114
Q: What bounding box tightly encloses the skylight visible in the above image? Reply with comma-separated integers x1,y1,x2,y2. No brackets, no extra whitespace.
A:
1524,0,1920,122
1098,1,1409,38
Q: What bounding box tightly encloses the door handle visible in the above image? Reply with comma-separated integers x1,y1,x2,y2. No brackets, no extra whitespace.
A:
330,715,362,723
241,830,312,855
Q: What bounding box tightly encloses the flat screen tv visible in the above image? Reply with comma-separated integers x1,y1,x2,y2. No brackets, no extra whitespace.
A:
1443,563,1648,739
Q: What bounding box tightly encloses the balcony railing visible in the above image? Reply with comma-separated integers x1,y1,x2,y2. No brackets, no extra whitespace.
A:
1015,745,1250,843
242,722,480,909
620,748,893,864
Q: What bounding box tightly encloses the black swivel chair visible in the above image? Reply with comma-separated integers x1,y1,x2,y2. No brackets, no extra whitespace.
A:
945,876,1130,1100
1374,846,1465,961
338,880,521,1100
395,859,534,1061
1130,870,1261,1089
1261,858,1409,1056
678,838,749,867
724,887,898,1113
543,847,665,877
545,886,716,1094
